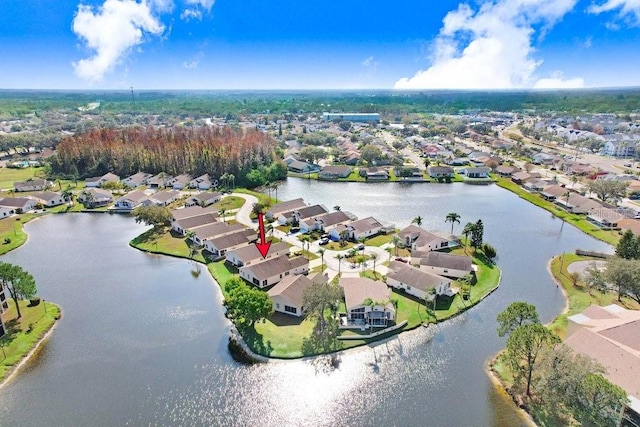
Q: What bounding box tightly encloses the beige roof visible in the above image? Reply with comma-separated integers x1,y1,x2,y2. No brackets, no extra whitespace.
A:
566,305,640,400
619,219,640,234
172,205,219,220
193,222,243,241
267,274,313,307
268,198,306,216
419,252,473,272
228,241,290,262
118,190,148,203
387,264,452,292
209,229,256,250
241,255,308,281
150,190,180,203
190,191,221,202
349,216,382,233
340,277,391,311
176,213,218,231
30,191,62,202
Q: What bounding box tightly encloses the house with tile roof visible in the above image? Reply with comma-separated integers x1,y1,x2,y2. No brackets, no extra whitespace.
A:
239,255,309,288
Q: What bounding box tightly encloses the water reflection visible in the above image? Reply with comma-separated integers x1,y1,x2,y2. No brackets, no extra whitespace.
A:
0,182,611,425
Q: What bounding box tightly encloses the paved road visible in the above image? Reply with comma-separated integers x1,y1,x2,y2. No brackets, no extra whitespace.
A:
231,192,259,229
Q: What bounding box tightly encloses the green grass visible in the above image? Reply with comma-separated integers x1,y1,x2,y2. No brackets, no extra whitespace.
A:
129,227,206,263
337,170,366,182
233,188,276,206
0,214,36,255
0,300,60,382
364,234,393,246
495,177,620,245
214,196,245,211
0,167,46,190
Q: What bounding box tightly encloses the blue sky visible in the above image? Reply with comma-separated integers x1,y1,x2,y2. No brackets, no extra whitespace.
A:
1,0,640,90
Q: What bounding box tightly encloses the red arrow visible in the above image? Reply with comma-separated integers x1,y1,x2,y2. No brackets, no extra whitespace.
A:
255,212,271,259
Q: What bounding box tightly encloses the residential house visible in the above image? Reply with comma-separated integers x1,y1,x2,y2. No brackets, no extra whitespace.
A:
495,165,519,177
0,206,15,219
147,173,173,189
239,255,309,288
122,172,152,188
77,188,113,208
300,211,351,234
386,261,454,300
85,172,120,188
266,198,306,220
340,277,394,328
360,167,389,181
225,241,291,267
602,136,637,157
331,216,383,241
169,174,192,190
522,179,550,193
184,192,222,207
204,229,258,258
426,166,454,179
565,305,640,423
463,167,491,178
511,171,540,184
0,197,37,213
113,190,148,212
587,208,625,229
288,160,315,174
540,185,568,201
619,218,640,235
30,191,65,207
189,174,216,190
171,205,219,222
145,190,180,207
190,222,243,245
397,225,458,252
555,192,603,214
267,273,329,317
318,165,351,180
172,213,219,236
416,252,474,279
13,178,51,192
277,204,328,225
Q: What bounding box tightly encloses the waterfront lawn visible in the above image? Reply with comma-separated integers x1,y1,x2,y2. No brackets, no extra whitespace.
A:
548,253,640,339
252,313,316,358
233,188,276,206
364,234,392,247
0,300,60,382
130,227,206,263
0,214,35,255
495,177,619,245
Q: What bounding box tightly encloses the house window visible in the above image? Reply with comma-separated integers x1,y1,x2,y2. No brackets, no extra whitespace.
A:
284,305,297,314
276,303,280,309
262,280,268,287
252,278,259,286
407,285,411,290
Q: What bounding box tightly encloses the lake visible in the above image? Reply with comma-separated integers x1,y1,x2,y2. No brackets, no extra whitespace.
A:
0,181,611,426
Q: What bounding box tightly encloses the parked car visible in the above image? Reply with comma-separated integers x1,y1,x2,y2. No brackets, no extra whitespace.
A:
319,237,329,245
357,243,365,250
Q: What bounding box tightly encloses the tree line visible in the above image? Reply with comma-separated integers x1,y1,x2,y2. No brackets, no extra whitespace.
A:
47,125,286,188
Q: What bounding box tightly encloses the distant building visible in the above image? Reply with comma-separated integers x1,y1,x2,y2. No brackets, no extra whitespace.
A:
322,113,380,123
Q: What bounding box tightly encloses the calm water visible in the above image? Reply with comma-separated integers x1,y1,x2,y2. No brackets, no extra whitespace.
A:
0,182,611,426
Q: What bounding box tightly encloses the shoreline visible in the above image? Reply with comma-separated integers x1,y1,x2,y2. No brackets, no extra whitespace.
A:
0,307,61,390
485,255,576,427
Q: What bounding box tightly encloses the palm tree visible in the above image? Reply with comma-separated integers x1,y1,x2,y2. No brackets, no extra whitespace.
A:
271,182,278,202
220,173,229,190
228,173,235,190
571,175,578,189
445,212,461,235
333,205,341,211
462,222,476,254
61,188,74,207
412,216,423,227
391,236,401,257
300,236,311,260
335,254,344,274
218,208,227,223
370,253,378,274
317,248,326,272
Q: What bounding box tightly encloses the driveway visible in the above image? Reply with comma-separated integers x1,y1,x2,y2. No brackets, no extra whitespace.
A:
231,192,259,229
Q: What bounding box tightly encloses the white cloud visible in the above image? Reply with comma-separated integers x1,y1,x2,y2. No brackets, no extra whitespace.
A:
533,72,585,88
150,0,174,13
180,8,202,21
185,0,215,11
394,0,582,90
183,51,203,69
72,0,164,82
588,0,640,25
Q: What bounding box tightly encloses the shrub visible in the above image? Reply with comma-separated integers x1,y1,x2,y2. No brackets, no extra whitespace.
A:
3,237,11,244
28,297,41,306
483,243,497,260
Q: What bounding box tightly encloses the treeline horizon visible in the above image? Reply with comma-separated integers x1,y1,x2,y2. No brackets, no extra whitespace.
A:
2,88,640,118
47,125,285,187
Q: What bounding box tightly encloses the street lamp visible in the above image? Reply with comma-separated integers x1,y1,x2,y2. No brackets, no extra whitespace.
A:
43,298,47,314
